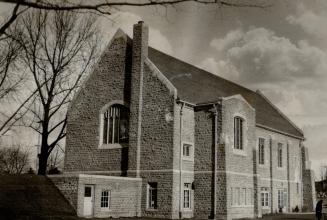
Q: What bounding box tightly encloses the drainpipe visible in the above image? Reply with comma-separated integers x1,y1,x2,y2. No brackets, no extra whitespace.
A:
213,104,218,219
179,102,185,219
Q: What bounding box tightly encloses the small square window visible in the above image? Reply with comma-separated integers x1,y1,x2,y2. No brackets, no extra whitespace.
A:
183,144,192,157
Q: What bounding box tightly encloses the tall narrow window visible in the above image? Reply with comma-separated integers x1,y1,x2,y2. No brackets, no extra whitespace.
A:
234,117,244,150
277,189,285,209
278,143,283,167
183,183,191,209
258,138,265,165
147,182,158,209
261,189,269,208
100,190,110,208
103,104,129,144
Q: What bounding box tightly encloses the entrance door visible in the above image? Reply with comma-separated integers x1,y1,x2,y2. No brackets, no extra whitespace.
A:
83,185,94,217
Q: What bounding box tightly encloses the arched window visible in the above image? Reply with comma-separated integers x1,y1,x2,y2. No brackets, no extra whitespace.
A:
234,116,244,150
102,104,129,144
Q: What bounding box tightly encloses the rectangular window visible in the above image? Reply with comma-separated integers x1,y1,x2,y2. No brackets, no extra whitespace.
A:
148,182,158,209
296,182,299,194
278,143,283,167
277,189,286,208
100,190,110,208
247,188,253,205
261,191,269,208
183,143,192,157
84,186,92,197
183,183,191,209
258,138,265,165
240,188,246,205
234,117,243,150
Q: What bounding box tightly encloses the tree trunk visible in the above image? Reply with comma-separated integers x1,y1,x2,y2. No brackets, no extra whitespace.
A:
38,151,48,175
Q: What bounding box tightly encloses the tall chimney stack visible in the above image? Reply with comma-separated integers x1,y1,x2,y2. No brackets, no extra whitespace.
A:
132,21,148,63
130,21,148,178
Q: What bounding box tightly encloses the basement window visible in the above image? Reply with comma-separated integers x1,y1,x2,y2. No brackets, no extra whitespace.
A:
147,182,158,209
100,190,111,209
183,183,191,209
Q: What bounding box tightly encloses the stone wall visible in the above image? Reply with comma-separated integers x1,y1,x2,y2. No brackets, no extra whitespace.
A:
137,61,176,218
221,96,256,220
64,31,132,173
193,105,216,219
50,174,142,218
256,126,303,214
49,175,79,210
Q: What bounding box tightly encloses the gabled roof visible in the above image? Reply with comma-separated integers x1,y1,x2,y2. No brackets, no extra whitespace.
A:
148,47,304,139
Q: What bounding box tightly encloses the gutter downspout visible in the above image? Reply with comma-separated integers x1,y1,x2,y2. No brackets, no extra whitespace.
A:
179,102,185,219
213,104,218,219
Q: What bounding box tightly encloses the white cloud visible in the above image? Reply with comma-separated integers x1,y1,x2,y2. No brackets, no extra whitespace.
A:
287,3,327,39
206,25,327,177
205,27,327,115
210,29,243,51
198,57,239,80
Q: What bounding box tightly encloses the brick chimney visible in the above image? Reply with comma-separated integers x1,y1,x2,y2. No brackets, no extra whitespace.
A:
132,21,148,65
129,21,148,178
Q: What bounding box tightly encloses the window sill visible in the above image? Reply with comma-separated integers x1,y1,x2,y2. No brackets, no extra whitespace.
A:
100,208,111,212
262,206,270,209
99,143,126,149
276,167,285,171
146,208,158,212
183,209,192,212
258,164,268,168
182,157,194,162
233,149,247,156
231,205,254,208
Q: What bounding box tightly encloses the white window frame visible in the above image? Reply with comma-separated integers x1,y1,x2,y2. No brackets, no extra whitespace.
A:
147,182,158,210
258,138,265,165
100,190,111,210
183,183,191,209
261,190,270,209
182,142,194,161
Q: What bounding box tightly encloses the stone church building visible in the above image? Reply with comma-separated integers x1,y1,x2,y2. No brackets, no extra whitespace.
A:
50,22,316,220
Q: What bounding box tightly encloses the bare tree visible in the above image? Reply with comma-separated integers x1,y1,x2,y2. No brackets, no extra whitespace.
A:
47,143,64,173
0,0,271,37
9,9,99,175
0,144,30,174
0,21,36,136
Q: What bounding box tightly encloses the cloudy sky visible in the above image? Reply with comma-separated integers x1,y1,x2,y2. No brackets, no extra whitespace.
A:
0,0,326,178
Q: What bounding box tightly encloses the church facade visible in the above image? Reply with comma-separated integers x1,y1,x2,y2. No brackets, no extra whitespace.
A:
51,21,316,220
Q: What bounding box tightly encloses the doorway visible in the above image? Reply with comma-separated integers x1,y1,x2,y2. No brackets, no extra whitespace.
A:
83,185,94,217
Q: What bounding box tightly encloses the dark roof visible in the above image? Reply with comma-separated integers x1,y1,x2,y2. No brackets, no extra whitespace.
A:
148,47,304,139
